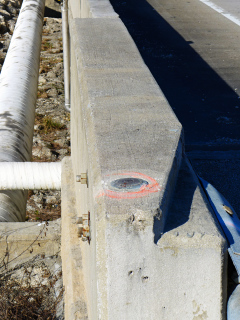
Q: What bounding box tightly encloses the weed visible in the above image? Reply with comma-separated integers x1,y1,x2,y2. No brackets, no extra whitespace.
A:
37,89,48,98
0,258,63,319
35,113,45,122
39,62,51,74
34,114,66,133
0,223,63,319
41,38,53,52
46,142,61,150
43,117,65,133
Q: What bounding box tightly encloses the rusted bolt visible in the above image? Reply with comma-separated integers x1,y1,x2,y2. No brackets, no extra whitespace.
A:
80,173,87,184
76,217,83,224
76,173,88,185
77,211,91,242
77,226,83,238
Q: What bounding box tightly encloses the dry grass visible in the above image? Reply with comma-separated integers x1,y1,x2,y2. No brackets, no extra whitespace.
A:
30,17,68,223
35,114,66,133
26,191,61,222
0,225,63,319
43,117,65,132
41,38,53,52
39,61,51,74
37,89,48,98
0,274,58,319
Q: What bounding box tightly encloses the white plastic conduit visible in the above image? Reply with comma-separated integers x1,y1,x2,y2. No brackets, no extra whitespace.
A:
0,0,45,222
0,162,61,190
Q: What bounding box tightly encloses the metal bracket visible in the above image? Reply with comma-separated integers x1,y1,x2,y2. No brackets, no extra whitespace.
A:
76,173,88,185
76,211,90,242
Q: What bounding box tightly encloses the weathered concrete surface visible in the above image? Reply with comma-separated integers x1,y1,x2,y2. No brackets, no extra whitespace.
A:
104,156,227,319
161,156,227,319
69,0,118,18
70,15,183,240
61,154,227,319
61,157,89,320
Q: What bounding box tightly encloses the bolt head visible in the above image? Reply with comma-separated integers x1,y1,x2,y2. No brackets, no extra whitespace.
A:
76,217,83,224
80,173,87,184
76,173,88,185
77,226,83,237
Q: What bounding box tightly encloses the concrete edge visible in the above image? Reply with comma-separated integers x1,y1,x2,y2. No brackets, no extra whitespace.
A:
69,0,118,19
88,0,119,18
61,157,89,320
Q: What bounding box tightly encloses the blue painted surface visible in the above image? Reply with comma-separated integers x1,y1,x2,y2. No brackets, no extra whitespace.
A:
199,177,240,319
200,178,240,257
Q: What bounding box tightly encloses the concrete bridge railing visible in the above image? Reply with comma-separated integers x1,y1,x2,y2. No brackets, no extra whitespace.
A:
61,0,228,319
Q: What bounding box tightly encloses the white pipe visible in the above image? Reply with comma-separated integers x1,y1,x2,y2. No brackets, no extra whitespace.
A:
0,0,45,221
0,162,61,190
62,0,70,112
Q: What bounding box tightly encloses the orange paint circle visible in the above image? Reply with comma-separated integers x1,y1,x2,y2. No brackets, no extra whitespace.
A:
98,172,160,199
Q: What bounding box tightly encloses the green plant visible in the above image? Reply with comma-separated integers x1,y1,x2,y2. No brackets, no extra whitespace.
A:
43,117,65,133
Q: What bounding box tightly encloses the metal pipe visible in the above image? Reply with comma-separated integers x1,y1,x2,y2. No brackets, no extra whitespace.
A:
62,0,71,112
0,162,61,190
0,0,45,221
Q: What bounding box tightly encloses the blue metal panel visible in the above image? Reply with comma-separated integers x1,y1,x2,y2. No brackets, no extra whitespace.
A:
199,177,240,274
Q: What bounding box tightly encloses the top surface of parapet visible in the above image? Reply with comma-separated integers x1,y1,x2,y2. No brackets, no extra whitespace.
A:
70,17,183,236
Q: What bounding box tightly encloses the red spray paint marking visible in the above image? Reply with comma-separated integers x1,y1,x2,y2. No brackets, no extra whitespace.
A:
98,172,160,199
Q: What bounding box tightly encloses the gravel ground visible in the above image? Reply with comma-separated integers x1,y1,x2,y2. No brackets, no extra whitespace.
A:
0,1,69,222
28,16,70,222
0,3,66,318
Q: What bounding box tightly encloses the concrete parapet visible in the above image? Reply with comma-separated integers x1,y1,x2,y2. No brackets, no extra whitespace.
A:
64,1,228,318
69,17,183,318
70,15,183,239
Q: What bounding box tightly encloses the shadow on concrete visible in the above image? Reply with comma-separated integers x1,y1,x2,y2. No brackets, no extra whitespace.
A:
44,6,61,18
163,157,195,233
152,157,198,241
110,0,240,151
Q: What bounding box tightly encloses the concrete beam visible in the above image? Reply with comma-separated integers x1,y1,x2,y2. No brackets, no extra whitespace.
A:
0,220,60,270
